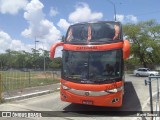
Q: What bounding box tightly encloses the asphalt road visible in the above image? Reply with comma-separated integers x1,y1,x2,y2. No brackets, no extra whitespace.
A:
0,74,156,120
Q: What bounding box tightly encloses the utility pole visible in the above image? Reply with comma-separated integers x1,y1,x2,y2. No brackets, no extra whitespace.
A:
42,42,46,72
107,0,117,21
43,49,46,72
35,37,39,52
37,41,46,72
0,74,2,103
34,37,39,70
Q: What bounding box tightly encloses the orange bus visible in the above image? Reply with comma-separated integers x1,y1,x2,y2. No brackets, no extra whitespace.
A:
50,21,130,107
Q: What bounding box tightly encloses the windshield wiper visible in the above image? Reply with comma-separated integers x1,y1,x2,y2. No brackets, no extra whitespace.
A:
90,77,117,83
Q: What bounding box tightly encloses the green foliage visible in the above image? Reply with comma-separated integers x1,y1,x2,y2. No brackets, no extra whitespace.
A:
49,57,62,69
123,20,160,68
0,49,62,70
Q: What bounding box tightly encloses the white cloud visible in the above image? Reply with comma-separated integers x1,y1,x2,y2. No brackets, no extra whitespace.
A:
0,30,61,55
22,0,61,43
24,0,44,22
69,3,103,23
126,15,138,23
49,7,58,17
57,19,70,31
21,0,62,57
116,14,125,22
0,30,34,52
10,40,26,51
116,14,138,23
0,0,28,15
0,31,11,52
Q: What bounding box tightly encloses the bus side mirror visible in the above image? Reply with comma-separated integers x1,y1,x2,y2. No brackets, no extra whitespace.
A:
123,40,130,59
50,42,64,60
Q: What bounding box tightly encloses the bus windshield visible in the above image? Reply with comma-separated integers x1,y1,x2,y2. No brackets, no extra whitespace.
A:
65,22,121,43
62,49,122,84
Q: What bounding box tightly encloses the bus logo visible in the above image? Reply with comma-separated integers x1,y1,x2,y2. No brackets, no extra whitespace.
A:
84,91,90,96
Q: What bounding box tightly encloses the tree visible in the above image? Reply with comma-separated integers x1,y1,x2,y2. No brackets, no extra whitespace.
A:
0,48,62,70
123,20,160,68
49,57,62,69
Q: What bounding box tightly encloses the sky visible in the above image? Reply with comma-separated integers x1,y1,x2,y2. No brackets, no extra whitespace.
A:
0,0,160,57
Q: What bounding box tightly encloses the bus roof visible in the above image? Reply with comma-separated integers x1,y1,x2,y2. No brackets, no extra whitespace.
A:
70,21,121,26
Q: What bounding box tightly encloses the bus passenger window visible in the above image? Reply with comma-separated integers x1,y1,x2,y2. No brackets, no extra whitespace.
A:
113,23,120,40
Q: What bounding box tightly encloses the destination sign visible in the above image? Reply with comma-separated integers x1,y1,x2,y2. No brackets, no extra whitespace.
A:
76,46,98,50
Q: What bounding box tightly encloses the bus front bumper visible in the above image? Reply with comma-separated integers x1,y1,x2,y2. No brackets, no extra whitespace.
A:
60,87,123,107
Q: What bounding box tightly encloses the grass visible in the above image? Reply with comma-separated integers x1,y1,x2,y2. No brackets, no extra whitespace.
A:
0,71,60,91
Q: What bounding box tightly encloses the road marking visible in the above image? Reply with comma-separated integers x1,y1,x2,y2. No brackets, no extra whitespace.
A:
142,92,157,110
131,92,158,120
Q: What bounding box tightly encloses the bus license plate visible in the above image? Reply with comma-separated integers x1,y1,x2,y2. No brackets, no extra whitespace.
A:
82,100,93,105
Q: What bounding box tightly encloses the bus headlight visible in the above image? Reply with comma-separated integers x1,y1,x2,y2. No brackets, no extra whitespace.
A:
61,84,71,90
106,89,118,93
106,86,123,93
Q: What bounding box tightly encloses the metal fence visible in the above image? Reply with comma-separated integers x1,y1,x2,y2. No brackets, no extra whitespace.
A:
145,76,160,120
0,70,60,102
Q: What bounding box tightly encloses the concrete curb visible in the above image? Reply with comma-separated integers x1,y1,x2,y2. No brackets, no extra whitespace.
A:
1,83,60,103
3,90,56,102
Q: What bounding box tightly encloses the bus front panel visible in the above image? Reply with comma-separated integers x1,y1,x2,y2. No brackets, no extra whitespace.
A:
60,49,124,107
